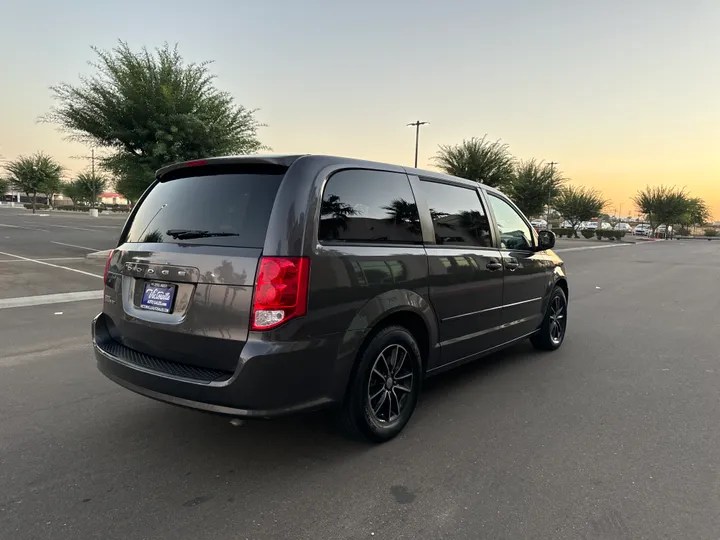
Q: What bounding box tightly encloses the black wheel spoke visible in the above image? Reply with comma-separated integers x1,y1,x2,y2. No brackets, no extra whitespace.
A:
393,349,407,376
372,390,388,416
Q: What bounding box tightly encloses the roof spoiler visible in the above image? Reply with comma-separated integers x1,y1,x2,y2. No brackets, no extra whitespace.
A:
156,155,306,181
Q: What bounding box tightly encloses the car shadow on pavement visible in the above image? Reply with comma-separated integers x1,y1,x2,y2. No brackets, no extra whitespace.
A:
96,339,542,459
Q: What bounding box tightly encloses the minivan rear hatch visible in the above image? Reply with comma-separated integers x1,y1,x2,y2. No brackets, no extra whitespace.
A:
101,162,288,378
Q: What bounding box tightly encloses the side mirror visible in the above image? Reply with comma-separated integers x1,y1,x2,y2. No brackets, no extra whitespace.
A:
536,229,556,251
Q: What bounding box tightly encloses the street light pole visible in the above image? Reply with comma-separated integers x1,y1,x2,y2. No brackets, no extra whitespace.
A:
91,147,96,208
407,121,429,168
547,161,558,225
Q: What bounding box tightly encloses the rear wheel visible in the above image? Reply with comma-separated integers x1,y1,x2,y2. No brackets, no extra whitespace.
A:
531,286,568,351
339,326,422,443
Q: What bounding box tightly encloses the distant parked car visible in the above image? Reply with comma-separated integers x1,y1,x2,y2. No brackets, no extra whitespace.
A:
581,222,598,230
615,223,631,232
530,219,547,231
633,224,651,236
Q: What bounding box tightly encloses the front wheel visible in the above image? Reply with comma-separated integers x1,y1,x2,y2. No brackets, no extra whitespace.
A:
338,326,422,443
531,286,568,351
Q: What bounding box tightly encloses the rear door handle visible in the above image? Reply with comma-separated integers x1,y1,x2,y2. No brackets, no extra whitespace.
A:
505,259,520,271
486,261,503,271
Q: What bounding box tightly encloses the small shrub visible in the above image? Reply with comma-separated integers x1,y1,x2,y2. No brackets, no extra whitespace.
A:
705,228,718,237
23,203,49,210
581,229,595,239
595,229,603,240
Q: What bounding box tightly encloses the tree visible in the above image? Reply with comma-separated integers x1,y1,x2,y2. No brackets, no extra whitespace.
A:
46,41,266,202
0,178,9,197
633,186,689,234
61,180,87,210
507,159,565,217
43,174,64,208
553,186,607,237
433,136,515,189
680,197,710,232
3,152,64,213
75,171,108,207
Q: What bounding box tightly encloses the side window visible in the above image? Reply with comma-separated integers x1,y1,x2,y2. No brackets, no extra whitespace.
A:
487,194,534,251
319,169,422,244
417,180,493,247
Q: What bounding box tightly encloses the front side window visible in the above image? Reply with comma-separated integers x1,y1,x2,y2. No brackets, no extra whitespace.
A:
417,180,493,247
319,170,422,244
487,194,534,251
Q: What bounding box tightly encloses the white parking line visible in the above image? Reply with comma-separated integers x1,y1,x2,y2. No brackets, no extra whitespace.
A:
25,222,102,232
554,243,634,253
0,223,50,232
50,241,100,251
0,251,103,279
0,290,103,309
0,257,85,263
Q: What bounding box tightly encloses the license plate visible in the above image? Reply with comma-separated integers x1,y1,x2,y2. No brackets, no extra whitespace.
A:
140,282,177,313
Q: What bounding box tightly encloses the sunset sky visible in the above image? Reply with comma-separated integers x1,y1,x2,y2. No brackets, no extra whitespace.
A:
1,0,718,218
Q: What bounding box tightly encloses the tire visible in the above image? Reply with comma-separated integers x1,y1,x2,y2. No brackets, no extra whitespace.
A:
338,326,423,443
531,286,568,351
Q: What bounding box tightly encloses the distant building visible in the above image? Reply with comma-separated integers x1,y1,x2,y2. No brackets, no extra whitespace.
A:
99,192,129,205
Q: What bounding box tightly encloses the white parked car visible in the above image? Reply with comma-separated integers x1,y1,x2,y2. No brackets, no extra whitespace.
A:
633,224,652,236
530,219,547,229
615,223,631,231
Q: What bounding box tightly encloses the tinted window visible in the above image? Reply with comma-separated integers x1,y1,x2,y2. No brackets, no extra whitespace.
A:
417,180,493,247
487,194,534,250
124,173,283,247
319,170,422,244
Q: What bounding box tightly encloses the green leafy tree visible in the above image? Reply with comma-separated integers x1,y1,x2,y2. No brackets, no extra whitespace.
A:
43,174,64,208
61,180,87,209
0,178,9,197
633,186,689,234
553,186,607,237
3,152,64,213
507,159,565,217
46,41,266,202
433,136,515,189
75,171,108,207
680,197,710,232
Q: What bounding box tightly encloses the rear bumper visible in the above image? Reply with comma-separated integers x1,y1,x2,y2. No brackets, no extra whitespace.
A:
92,313,342,418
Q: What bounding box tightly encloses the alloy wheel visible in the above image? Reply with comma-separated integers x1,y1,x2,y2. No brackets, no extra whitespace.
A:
367,344,414,424
549,295,566,345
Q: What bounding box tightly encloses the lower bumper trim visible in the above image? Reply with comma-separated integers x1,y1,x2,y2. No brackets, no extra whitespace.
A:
99,366,334,419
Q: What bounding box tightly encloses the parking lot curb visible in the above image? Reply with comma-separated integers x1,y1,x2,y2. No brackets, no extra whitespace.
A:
86,249,112,260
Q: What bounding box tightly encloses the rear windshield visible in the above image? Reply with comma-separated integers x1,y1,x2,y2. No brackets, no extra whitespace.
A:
123,173,283,248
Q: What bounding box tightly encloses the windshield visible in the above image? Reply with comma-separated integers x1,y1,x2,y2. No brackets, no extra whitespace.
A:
123,172,283,247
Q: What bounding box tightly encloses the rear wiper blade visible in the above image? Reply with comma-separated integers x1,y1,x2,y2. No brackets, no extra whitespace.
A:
166,229,240,240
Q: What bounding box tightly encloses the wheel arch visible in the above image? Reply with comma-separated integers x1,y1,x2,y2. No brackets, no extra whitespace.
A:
329,290,439,401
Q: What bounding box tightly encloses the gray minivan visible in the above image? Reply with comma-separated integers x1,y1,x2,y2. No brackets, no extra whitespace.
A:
93,155,568,442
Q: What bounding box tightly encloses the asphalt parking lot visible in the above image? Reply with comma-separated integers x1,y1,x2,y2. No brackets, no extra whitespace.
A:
2,207,719,540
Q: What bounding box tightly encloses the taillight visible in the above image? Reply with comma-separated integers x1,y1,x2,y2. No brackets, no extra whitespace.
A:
251,257,310,330
103,249,115,283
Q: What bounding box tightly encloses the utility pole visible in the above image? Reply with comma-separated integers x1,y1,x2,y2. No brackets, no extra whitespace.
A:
407,120,429,168
547,161,558,225
91,147,96,208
